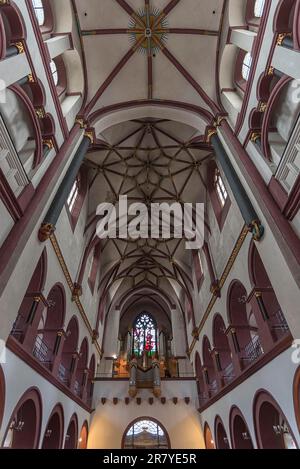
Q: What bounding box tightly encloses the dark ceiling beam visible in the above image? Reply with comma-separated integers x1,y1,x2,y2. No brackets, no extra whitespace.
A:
145,0,153,100
163,0,182,17
152,0,182,31
114,0,145,28
167,28,219,36
82,29,131,36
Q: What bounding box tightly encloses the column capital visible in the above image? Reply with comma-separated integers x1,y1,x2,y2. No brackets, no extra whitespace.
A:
72,283,82,301
38,223,55,242
248,220,264,241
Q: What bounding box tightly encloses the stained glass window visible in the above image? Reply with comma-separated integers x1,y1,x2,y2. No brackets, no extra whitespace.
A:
133,313,157,356
124,419,169,449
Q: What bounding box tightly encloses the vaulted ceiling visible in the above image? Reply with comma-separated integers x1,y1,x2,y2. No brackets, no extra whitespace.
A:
74,0,224,115
72,0,225,316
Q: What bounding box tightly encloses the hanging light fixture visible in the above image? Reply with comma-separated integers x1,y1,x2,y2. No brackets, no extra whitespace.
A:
10,418,25,432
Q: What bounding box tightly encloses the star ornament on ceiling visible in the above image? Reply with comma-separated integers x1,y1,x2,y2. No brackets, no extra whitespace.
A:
128,6,169,55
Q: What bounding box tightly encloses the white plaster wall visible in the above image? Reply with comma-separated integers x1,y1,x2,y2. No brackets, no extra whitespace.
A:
199,348,300,449
0,350,90,447
89,380,204,449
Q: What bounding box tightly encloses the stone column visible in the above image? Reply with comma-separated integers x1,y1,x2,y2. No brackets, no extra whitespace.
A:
51,330,66,377
210,133,264,241
39,132,93,241
248,290,275,352
211,349,224,389
226,326,243,375
69,352,80,390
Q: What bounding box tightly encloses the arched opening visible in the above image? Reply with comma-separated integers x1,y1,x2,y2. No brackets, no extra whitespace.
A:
195,352,208,407
64,415,78,449
11,250,47,343
32,0,45,26
204,422,215,449
202,336,218,396
254,0,265,18
2,389,42,449
0,2,26,59
215,417,230,449
207,161,230,230
228,281,263,367
254,391,297,449
74,338,88,398
230,408,254,449
33,284,65,368
41,405,64,449
122,418,170,449
213,314,234,385
241,52,252,82
58,316,79,385
66,167,88,230
249,243,289,341
78,421,88,449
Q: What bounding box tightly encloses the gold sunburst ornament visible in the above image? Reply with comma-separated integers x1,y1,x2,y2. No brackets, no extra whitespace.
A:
129,7,169,55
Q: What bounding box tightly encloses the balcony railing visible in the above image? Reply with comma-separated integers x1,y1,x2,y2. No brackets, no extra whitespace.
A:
32,336,52,368
222,362,235,384
268,309,289,339
208,379,218,396
58,363,70,384
74,380,81,397
241,335,264,364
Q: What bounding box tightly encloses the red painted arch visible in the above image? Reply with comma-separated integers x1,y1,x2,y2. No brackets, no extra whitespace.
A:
64,413,78,449
229,406,254,449
41,403,64,449
2,387,42,449
214,415,230,449
253,389,298,449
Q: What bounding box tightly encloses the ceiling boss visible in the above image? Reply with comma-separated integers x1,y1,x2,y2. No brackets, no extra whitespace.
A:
128,5,169,55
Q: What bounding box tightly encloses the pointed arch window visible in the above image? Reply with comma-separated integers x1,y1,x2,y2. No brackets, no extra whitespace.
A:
133,313,157,356
50,60,58,87
32,0,45,26
208,161,231,230
254,0,265,18
242,53,252,82
67,176,80,212
214,168,228,208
